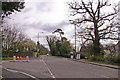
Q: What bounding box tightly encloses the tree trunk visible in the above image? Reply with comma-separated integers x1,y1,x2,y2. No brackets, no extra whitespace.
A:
93,21,101,56
93,39,101,56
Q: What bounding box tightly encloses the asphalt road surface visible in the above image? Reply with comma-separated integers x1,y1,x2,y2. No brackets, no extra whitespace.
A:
2,55,118,79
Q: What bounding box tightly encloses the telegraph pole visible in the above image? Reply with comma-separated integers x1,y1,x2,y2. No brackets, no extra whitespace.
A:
37,33,40,57
69,20,77,59
75,24,77,58
37,32,44,56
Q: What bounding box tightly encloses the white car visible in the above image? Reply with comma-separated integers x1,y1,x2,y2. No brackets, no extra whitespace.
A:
46,53,49,56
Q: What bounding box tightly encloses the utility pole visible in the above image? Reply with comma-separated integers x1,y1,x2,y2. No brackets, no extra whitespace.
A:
75,24,77,58
37,32,44,56
37,33,40,56
38,33,39,42
69,20,77,59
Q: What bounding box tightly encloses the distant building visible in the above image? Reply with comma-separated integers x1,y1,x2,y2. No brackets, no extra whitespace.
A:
115,41,120,56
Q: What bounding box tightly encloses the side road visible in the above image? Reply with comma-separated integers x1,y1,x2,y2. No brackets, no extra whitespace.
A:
70,59,119,69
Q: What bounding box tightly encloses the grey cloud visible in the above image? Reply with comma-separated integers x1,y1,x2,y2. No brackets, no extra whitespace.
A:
42,21,69,32
32,35,44,39
22,20,69,33
36,1,54,12
23,7,32,13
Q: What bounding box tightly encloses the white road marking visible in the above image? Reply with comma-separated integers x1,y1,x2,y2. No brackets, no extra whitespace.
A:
6,68,18,73
19,71,37,79
3,67,38,80
41,57,56,79
2,61,6,63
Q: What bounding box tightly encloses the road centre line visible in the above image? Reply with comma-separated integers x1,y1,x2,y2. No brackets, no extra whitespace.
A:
41,57,56,79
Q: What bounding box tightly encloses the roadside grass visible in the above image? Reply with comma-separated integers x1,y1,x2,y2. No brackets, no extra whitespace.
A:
29,56,41,59
80,58,119,66
2,56,41,60
2,57,13,60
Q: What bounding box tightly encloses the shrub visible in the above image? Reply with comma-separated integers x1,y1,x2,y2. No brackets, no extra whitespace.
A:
80,54,86,59
88,54,120,65
105,55,120,64
89,55,105,61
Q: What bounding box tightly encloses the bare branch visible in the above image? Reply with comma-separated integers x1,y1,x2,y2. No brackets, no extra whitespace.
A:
81,0,93,18
101,37,118,40
98,12,117,22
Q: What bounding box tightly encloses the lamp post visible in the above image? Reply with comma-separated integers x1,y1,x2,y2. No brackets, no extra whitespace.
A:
37,32,44,55
69,20,77,59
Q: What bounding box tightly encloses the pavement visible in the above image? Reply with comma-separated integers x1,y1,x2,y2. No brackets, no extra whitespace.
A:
2,55,119,79
71,59,119,69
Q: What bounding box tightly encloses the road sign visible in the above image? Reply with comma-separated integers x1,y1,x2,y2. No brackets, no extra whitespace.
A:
76,54,80,59
70,52,74,59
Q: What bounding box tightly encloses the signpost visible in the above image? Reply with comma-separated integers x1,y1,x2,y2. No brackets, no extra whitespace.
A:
70,52,74,59
76,54,80,60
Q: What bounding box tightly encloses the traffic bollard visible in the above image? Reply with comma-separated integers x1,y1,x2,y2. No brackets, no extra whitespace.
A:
16,56,19,60
13,56,16,61
26,56,29,62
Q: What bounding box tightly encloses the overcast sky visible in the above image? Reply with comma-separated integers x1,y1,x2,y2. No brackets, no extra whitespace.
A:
4,0,120,49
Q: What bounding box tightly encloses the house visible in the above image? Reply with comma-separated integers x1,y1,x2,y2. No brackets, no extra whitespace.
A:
115,41,120,56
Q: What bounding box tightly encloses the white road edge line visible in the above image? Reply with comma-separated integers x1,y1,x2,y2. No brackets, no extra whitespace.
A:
3,67,38,79
19,71,36,79
6,68,18,73
41,57,55,79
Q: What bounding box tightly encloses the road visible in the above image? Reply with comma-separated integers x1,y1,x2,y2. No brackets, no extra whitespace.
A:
2,55,118,79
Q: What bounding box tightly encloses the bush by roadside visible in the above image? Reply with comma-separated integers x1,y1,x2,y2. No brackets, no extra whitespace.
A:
89,55,120,65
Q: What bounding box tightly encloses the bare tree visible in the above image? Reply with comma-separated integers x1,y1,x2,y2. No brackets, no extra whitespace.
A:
2,25,29,56
68,0,118,55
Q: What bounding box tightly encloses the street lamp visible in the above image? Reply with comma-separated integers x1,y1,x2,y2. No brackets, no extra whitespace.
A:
69,20,77,59
37,32,44,55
